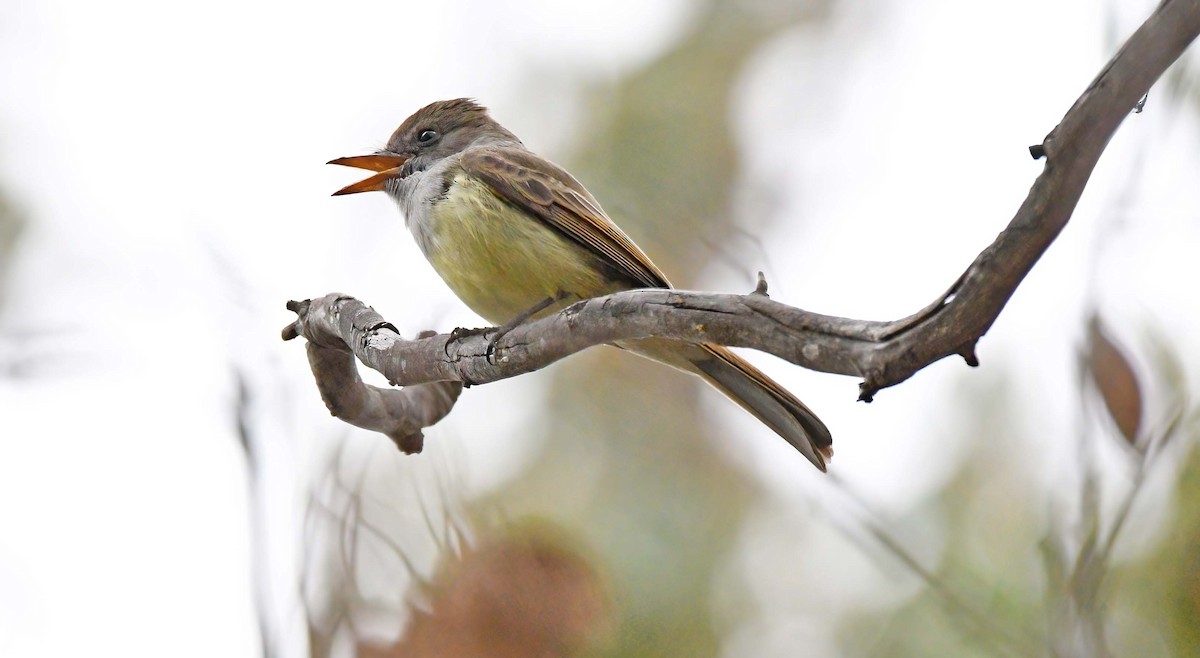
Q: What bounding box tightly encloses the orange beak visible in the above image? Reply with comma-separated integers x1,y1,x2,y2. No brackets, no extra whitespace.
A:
327,153,412,196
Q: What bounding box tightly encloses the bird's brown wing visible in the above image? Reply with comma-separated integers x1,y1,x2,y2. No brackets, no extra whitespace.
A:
459,146,670,289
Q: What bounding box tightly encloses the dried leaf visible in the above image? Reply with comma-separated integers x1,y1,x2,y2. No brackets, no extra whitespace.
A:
1087,318,1143,446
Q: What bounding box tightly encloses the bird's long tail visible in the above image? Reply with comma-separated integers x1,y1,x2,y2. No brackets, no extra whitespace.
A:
620,338,833,471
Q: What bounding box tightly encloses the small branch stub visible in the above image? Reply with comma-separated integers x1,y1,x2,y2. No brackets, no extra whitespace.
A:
753,271,769,296
959,341,980,368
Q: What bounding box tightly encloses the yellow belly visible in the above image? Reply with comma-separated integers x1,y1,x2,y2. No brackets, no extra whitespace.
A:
421,174,630,324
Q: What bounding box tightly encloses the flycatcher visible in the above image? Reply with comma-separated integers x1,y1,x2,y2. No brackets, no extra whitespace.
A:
330,99,833,471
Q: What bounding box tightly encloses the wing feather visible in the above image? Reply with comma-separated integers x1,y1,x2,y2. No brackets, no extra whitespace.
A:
460,147,670,289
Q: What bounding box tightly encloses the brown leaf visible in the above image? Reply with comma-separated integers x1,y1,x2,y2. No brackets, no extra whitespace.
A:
1088,318,1143,446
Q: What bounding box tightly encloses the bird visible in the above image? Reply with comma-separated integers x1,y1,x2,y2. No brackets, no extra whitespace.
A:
329,98,832,471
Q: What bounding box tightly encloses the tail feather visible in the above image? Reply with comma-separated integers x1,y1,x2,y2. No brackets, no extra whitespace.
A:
619,339,833,471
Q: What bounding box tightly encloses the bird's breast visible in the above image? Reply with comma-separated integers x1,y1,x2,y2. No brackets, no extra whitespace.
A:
415,173,628,325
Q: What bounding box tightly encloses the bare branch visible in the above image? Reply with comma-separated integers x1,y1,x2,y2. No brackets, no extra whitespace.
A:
284,0,1200,432
287,299,462,453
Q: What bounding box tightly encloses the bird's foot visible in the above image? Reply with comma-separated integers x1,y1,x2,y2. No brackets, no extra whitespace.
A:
445,325,494,357
484,295,564,364
446,295,568,363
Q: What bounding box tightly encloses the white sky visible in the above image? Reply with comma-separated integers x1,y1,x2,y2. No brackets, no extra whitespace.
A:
1,0,1196,656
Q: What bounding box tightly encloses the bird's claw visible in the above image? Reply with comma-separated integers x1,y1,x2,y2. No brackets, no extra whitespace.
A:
484,327,517,365
485,337,500,364
444,325,494,357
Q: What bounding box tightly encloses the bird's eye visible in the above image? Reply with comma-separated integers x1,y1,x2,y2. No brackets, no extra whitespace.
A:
417,129,439,144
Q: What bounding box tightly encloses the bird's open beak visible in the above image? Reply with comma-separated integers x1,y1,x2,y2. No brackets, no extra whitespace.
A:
327,153,412,196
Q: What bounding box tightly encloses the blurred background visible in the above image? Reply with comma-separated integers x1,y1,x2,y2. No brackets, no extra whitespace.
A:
1,0,1198,656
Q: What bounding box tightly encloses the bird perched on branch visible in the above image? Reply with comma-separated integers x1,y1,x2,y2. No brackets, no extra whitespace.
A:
330,98,833,470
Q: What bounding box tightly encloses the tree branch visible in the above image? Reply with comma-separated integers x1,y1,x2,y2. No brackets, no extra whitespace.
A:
286,298,462,453
283,0,1200,437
